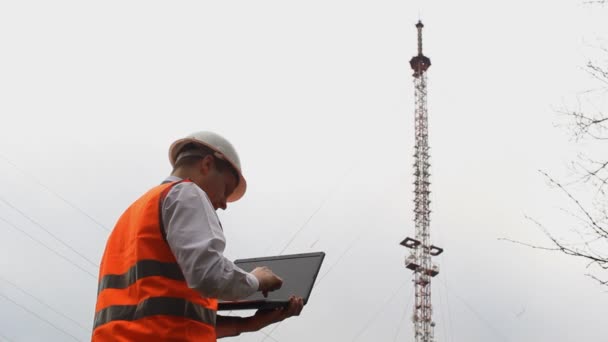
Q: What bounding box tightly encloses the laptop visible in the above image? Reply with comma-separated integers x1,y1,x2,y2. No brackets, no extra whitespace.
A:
218,252,326,311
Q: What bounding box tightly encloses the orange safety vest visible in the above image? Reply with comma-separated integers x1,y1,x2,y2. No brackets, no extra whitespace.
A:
92,180,218,342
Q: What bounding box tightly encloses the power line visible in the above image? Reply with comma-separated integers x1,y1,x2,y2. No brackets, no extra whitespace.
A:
262,183,404,341
430,224,454,342
310,171,407,286
0,215,96,278
437,278,450,342
260,213,366,342
0,291,82,342
258,327,281,342
257,158,384,342
0,197,99,268
315,231,363,286
393,287,414,342
0,154,109,232
351,278,409,342
437,279,509,342
277,164,356,255
439,256,455,342
0,276,90,332
0,331,14,342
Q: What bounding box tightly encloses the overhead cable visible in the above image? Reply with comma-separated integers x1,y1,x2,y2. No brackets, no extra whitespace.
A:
258,327,281,342
315,231,363,286
0,197,99,268
0,276,90,332
438,279,509,342
351,278,409,341
0,331,14,342
261,168,360,342
277,164,356,255
437,279,450,342
392,287,414,342
431,227,454,342
438,255,455,342
0,216,96,278
312,172,406,287
0,292,82,342
0,153,109,232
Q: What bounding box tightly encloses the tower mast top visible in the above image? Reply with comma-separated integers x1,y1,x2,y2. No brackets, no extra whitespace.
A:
409,21,431,77
416,20,424,56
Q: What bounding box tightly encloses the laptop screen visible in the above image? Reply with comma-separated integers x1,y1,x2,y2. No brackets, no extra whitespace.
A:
218,252,325,310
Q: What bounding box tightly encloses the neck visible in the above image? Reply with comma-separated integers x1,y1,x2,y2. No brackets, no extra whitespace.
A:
171,168,198,182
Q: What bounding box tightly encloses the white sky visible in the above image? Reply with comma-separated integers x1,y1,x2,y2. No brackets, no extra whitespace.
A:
1,1,607,341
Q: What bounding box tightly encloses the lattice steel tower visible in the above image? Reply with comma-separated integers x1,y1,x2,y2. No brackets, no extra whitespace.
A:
400,21,443,342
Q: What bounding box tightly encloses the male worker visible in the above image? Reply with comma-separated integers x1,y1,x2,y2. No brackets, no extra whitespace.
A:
92,131,304,341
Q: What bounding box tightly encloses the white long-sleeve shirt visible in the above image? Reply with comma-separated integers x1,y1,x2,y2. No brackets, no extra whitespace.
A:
161,176,259,301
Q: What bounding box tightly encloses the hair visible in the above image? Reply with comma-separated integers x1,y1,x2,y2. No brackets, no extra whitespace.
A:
172,143,239,184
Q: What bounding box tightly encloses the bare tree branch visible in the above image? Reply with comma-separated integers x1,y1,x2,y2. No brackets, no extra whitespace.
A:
587,62,608,86
587,274,608,286
498,238,560,252
515,18,608,286
539,170,608,237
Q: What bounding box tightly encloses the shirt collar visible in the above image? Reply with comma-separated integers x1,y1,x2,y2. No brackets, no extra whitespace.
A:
162,175,183,184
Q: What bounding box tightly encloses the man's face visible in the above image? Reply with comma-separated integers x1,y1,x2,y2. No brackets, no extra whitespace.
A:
200,158,238,211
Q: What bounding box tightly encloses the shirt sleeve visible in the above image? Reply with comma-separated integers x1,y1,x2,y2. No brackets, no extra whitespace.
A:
161,182,259,301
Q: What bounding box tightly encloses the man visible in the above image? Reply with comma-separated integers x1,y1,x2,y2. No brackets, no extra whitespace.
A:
92,131,303,341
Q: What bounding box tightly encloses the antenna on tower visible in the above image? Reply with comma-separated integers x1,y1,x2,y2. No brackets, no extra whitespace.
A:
400,20,443,342
409,21,431,78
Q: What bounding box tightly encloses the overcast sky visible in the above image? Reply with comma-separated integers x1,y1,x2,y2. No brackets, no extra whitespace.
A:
1,1,607,341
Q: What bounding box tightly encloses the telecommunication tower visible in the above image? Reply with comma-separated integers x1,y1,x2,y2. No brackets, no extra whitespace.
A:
400,21,443,342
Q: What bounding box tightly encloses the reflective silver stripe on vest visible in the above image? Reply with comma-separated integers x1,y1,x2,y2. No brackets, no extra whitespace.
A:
98,260,185,294
93,297,217,329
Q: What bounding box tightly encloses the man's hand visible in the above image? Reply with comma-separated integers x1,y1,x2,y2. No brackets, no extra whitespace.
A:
216,297,304,338
253,296,304,326
251,266,283,297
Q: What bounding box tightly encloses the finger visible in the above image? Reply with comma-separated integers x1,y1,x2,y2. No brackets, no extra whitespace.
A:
263,290,268,298
291,298,302,315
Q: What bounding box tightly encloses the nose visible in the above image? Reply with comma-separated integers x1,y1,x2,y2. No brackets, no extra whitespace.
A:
218,201,227,210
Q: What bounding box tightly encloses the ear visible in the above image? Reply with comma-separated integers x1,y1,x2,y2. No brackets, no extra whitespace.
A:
199,155,215,176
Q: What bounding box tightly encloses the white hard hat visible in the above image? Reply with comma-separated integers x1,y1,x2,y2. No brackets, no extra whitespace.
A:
169,131,247,202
